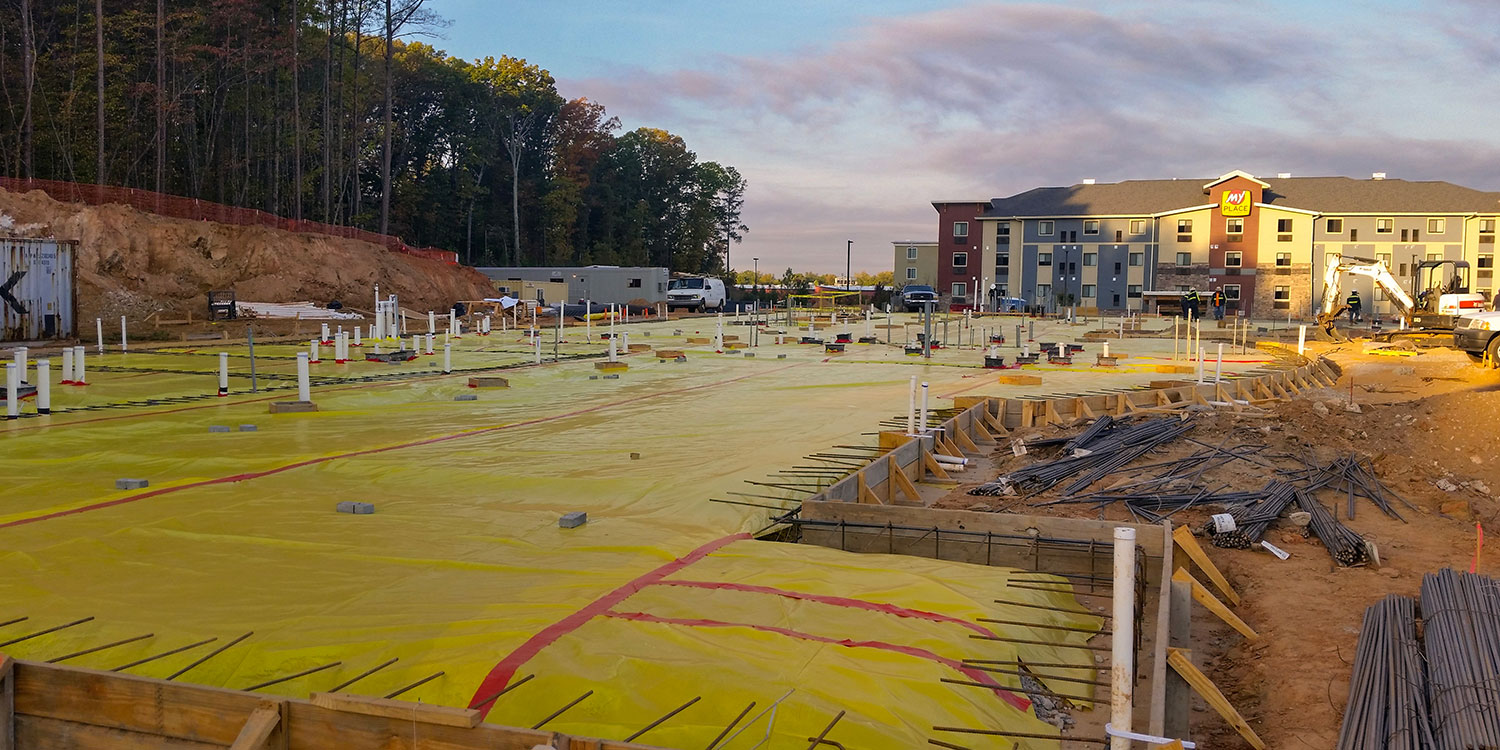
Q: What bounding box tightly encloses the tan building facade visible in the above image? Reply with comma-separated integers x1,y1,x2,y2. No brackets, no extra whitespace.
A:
892,241,939,290
941,171,1500,316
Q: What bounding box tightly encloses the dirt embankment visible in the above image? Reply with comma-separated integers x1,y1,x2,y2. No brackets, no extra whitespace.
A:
0,187,494,322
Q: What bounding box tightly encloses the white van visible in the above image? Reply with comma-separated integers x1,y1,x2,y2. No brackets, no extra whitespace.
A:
666,277,726,312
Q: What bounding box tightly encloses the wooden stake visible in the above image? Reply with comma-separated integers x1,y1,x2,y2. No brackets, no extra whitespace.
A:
228,703,281,750
1166,648,1265,749
1171,568,1257,640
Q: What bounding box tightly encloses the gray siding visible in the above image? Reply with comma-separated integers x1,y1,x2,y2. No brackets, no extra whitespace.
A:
476,266,670,304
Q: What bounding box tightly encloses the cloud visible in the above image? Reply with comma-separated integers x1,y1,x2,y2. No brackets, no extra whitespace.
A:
559,1,1500,272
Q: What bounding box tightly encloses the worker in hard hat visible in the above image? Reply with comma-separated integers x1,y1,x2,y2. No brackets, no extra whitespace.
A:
1346,290,1362,323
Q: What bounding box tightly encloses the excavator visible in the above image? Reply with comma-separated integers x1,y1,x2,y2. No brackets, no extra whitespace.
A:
1316,253,1489,341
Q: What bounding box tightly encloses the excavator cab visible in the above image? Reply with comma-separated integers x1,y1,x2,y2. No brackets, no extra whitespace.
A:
1411,260,1485,329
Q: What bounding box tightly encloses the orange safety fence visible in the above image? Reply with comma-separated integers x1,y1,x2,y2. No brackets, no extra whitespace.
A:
0,177,459,265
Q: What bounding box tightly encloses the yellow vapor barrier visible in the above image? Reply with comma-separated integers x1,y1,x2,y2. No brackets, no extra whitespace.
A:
1,318,1144,747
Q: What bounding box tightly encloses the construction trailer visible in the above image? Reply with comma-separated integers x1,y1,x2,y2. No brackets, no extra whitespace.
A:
476,266,670,306
1,238,76,342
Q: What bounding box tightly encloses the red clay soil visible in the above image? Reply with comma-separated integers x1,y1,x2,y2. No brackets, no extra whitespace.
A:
936,345,1499,748
0,186,494,322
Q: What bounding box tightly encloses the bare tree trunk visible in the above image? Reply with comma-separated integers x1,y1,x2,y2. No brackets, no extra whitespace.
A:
156,0,165,192
511,153,520,264
20,0,34,179
95,0,105,184
378,0,393,236
322,0,334,222
349,1,362,223
290,0,302,220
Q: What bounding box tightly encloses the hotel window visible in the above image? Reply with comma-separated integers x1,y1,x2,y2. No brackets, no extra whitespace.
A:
1277,218,1293,242
1275,252,1291,267
1223,284,1241,301
1481,219,1496,245
1350,228,1358,241
1176,252,1192,266
1225,251,1242,267
1082,284,1097,298
906,267,917,280
1037,252,1054,266
952,252,968,268
1428,218,1445,234
1377,253,1392,268
1275,286,1290,301
1377,218,1394,233
1115,229,1123,242
1226,218,1244,240
997,252,1009,267
1478,255,1493,269
1083,252,1097,266
1038,220,1055,236
1084,220,1100,235
1127,285,1142,299
1427,252,1441,261
1176,219,1192,241
998,224,1011,245
1401,228,1420,242
951,282,967,299
1131,219,1146,234
907,246,918,260
1036,283,1051,299
953,221,969,238
1129,252,1143,266
1062,230,1078,242
1326,218,1343,233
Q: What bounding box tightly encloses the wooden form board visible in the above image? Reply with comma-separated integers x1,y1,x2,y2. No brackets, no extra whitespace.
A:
1166,648,1266,750
991,359,1326,429
4,658,664,750
800,501,1164,577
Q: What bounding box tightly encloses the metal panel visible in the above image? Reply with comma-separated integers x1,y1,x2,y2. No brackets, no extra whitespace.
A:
1,238,75,342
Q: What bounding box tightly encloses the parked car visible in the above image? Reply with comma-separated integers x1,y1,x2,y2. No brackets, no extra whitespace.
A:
901,284,937,312
1453,310,1500,367
666,277,726,312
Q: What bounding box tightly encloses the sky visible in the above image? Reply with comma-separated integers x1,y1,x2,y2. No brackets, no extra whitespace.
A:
430,0,1500,275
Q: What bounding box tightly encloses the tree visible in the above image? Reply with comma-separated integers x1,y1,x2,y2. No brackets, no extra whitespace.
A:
95,0,104,184
467,55,561,265
20,0,34,178
378,0,440,235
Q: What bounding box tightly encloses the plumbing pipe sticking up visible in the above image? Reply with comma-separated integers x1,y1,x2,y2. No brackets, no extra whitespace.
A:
621,332,630,352
309,340,321,365
13,347,27,383
426,333,435,356
919,382,930,434
1173,316,1180,361
96,318,104,354
534,335,542,364
354,327,362,347
61,347,74,385
714,312,724,352
296,353,311,403
443,343,452,374
586,300,592,341
335,334,347,364
609,337,618,362
429,310,436,334
35,360,50,415
321,323,331,344
450,310,458,338
218,353,229,396
1057,343,1064,358
4,363,16,419
1297,324,1307,356
907,376,917,435
1110,526,1137,750
1103,341,1110,358
120,316,128,352
1215,343,1224,383
73,346,87,385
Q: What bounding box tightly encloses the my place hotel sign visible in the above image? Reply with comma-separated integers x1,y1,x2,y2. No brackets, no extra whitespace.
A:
1220,189,1253,217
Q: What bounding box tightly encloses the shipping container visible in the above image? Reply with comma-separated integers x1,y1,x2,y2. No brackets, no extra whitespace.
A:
1,238,76,342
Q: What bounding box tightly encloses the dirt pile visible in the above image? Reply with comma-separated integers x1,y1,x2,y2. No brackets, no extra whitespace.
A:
0,186,494,322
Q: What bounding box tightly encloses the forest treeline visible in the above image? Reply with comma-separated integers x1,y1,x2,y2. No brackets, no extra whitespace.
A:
0,0,747,271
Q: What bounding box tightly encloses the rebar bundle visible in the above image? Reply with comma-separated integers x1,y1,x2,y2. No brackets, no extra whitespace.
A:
1421,569,1500,748
1205,480,1298,549
1296,488,1370,566
970,417,1193,497
1282,452,1415,521
1335,594,1435,750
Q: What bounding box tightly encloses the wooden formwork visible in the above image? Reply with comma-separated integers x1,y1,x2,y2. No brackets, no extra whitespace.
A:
0,655,662,750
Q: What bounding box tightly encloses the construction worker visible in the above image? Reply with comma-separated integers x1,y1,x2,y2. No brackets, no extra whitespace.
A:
1211,288,1226,321
1184,289,1201,321
1346,290,1362,323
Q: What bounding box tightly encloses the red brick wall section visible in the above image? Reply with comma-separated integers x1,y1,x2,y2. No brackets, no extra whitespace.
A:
0,177,460,265
1208,177,1261,311
934,202,987,310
